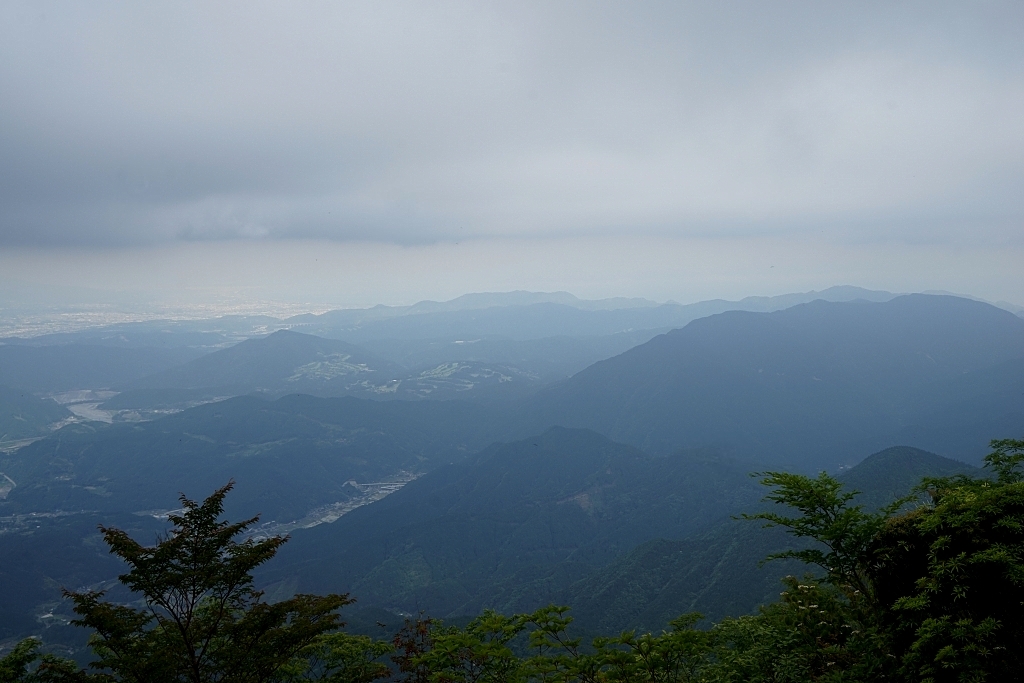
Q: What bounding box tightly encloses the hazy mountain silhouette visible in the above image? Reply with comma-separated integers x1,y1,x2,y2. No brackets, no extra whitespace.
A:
106,330,550,407
287,287,898,344
119,329,401,394
516,295,1024,469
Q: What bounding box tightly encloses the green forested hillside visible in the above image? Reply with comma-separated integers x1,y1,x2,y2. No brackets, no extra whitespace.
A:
262,438,976,638
0,409,983,647
263,428,762,619
3,438,1017,683
837,445,980,509
563,446,978,636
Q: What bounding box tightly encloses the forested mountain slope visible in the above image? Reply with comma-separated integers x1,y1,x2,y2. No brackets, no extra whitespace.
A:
517,295,1024,469
563,446,978,634
263,440,978,638
264,428,765,619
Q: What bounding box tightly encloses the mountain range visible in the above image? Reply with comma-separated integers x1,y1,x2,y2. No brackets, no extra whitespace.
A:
0,286,906,400
1,289,1022,652
516,294,1024,468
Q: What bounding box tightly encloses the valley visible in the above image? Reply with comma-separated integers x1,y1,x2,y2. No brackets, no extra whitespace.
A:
1,289,1022,661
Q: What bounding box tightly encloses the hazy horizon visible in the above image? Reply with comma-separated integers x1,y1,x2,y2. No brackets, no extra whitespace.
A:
2,3,1022,311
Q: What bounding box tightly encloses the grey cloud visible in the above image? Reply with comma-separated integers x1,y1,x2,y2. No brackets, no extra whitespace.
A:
0,1,1022,246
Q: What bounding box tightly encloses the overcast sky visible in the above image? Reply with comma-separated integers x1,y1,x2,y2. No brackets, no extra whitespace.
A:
1,1,1022,309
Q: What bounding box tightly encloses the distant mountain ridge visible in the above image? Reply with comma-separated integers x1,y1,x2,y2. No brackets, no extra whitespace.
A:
99,294,1024,464
112,330,403,401
516,294,1024,469
105,330,551,408
284,286,901,343
0,286,944,402
5,287,1024,653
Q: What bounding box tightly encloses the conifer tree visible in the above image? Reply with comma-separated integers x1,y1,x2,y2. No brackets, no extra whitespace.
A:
65,482,350,683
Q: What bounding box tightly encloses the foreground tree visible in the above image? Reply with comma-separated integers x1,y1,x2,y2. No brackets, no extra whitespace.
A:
869,438,1024,683
64,482,365,683
391,607,709,683
747,438,1024,683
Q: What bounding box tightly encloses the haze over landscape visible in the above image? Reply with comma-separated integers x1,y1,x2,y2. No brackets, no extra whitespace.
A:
2,3,1023,681
2,1,1023,314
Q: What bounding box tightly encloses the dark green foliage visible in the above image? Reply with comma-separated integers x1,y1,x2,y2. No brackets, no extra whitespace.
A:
386,593,885,683
0,638,88,682
742,470,911,602
391,607,710,683
706,577,895,683
282,632,392,683
734,438,1024,681
870,439,1024,682
984,437,1024,483
0,639,38,681
63,482,355,683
